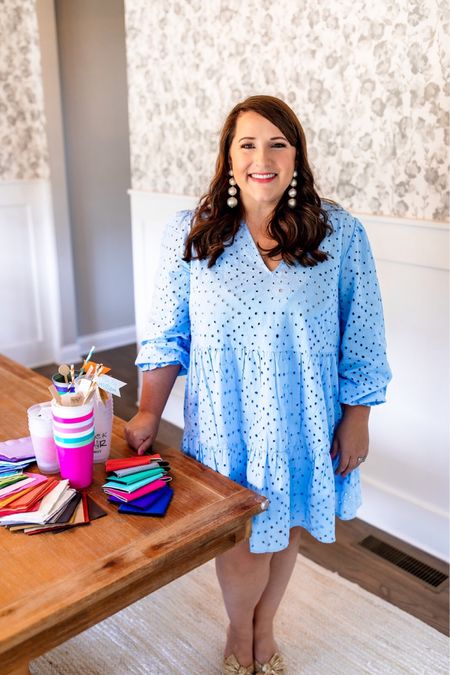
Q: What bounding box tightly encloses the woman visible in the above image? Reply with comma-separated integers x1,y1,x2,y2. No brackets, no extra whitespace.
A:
125,95,391,674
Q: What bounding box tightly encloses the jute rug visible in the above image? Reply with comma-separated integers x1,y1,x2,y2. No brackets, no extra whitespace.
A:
31,554,448,675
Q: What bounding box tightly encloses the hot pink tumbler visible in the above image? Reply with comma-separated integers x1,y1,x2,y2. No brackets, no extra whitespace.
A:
51,400,95,489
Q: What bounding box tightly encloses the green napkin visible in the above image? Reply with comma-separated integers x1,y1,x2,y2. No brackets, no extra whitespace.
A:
105,467,166,486
103,470,165,493
0,474,27,488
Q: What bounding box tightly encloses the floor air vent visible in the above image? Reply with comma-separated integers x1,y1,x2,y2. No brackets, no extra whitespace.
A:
359,536,448,588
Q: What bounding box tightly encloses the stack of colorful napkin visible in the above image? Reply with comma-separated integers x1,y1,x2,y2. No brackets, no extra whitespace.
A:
103,454,173,516
0,474,106,534
0,437,36,477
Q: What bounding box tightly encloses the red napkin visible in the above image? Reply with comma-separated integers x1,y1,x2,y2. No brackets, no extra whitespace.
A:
81,491,90,523
105,455,161,473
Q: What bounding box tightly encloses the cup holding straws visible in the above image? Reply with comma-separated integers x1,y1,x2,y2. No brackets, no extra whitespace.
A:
47,347,127,486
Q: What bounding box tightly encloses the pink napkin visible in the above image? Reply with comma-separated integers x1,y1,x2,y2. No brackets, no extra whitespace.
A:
104,478,168,503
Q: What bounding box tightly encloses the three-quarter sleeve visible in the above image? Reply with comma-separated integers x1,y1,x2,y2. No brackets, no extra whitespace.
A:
136,210,192,376
338,218,392,406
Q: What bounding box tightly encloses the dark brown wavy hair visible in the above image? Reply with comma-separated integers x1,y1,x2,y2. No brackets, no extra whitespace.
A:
183,95,338,268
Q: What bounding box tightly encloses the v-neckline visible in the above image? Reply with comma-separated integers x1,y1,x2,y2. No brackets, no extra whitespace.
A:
242,222,283,274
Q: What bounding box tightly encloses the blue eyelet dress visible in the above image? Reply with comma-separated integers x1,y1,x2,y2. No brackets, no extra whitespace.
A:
136,205,392,553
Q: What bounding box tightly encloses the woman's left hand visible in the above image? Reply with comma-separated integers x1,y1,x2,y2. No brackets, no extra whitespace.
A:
330,405,370,477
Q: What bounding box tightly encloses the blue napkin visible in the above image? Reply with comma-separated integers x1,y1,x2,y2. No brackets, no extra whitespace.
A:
118,486,173,516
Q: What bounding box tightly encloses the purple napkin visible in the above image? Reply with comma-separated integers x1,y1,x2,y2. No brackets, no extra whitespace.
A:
0,437,35,462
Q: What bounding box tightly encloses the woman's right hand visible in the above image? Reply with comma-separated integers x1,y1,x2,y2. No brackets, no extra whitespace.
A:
124,410,160,456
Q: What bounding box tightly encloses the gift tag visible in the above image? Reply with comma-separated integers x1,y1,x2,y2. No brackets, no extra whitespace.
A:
97,374,127,397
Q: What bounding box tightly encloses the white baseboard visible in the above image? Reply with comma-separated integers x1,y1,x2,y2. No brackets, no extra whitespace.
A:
53,325,136,366
56,342,82,366
359,476,449,562
77,325,137,356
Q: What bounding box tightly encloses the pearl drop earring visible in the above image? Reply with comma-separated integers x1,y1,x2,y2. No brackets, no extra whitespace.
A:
227,169,238,208
288,170,298,208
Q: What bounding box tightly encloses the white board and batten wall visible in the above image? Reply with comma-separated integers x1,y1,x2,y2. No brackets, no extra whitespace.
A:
0,180,63,367
0,178,136,369
130,190,450,562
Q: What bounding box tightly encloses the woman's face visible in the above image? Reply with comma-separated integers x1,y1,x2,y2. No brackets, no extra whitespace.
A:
228,111,296,214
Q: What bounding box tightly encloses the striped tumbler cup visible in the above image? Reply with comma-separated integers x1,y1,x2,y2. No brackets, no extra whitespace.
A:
51,400,95,489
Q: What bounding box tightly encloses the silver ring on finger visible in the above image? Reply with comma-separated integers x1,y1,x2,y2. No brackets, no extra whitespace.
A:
356,456,366,463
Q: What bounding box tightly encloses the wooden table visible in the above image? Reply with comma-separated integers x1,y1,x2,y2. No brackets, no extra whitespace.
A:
0,355,267,674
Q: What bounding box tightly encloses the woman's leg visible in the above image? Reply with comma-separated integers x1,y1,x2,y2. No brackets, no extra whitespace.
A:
215,539,272,667
253,527,302,663
215,527,302,666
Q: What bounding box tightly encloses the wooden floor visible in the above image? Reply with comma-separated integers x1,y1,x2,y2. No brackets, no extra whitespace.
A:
34,344,449,636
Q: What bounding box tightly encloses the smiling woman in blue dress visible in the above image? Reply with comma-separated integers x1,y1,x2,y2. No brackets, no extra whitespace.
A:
125,95,392,675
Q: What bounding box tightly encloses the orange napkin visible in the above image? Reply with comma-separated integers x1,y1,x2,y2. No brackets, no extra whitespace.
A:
0,478,57,516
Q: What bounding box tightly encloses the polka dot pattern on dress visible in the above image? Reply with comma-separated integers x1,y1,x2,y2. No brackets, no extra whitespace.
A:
137,206,392,553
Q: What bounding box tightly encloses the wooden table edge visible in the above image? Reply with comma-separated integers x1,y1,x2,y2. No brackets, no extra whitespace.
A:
1,490,267,674
0,355,269,673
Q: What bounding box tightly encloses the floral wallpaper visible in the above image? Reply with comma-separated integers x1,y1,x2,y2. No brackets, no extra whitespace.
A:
125,0,449,222
0,0,49,180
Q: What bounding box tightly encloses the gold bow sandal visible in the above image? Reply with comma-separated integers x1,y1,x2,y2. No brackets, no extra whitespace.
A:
254,652,285,674
223,653,255,674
